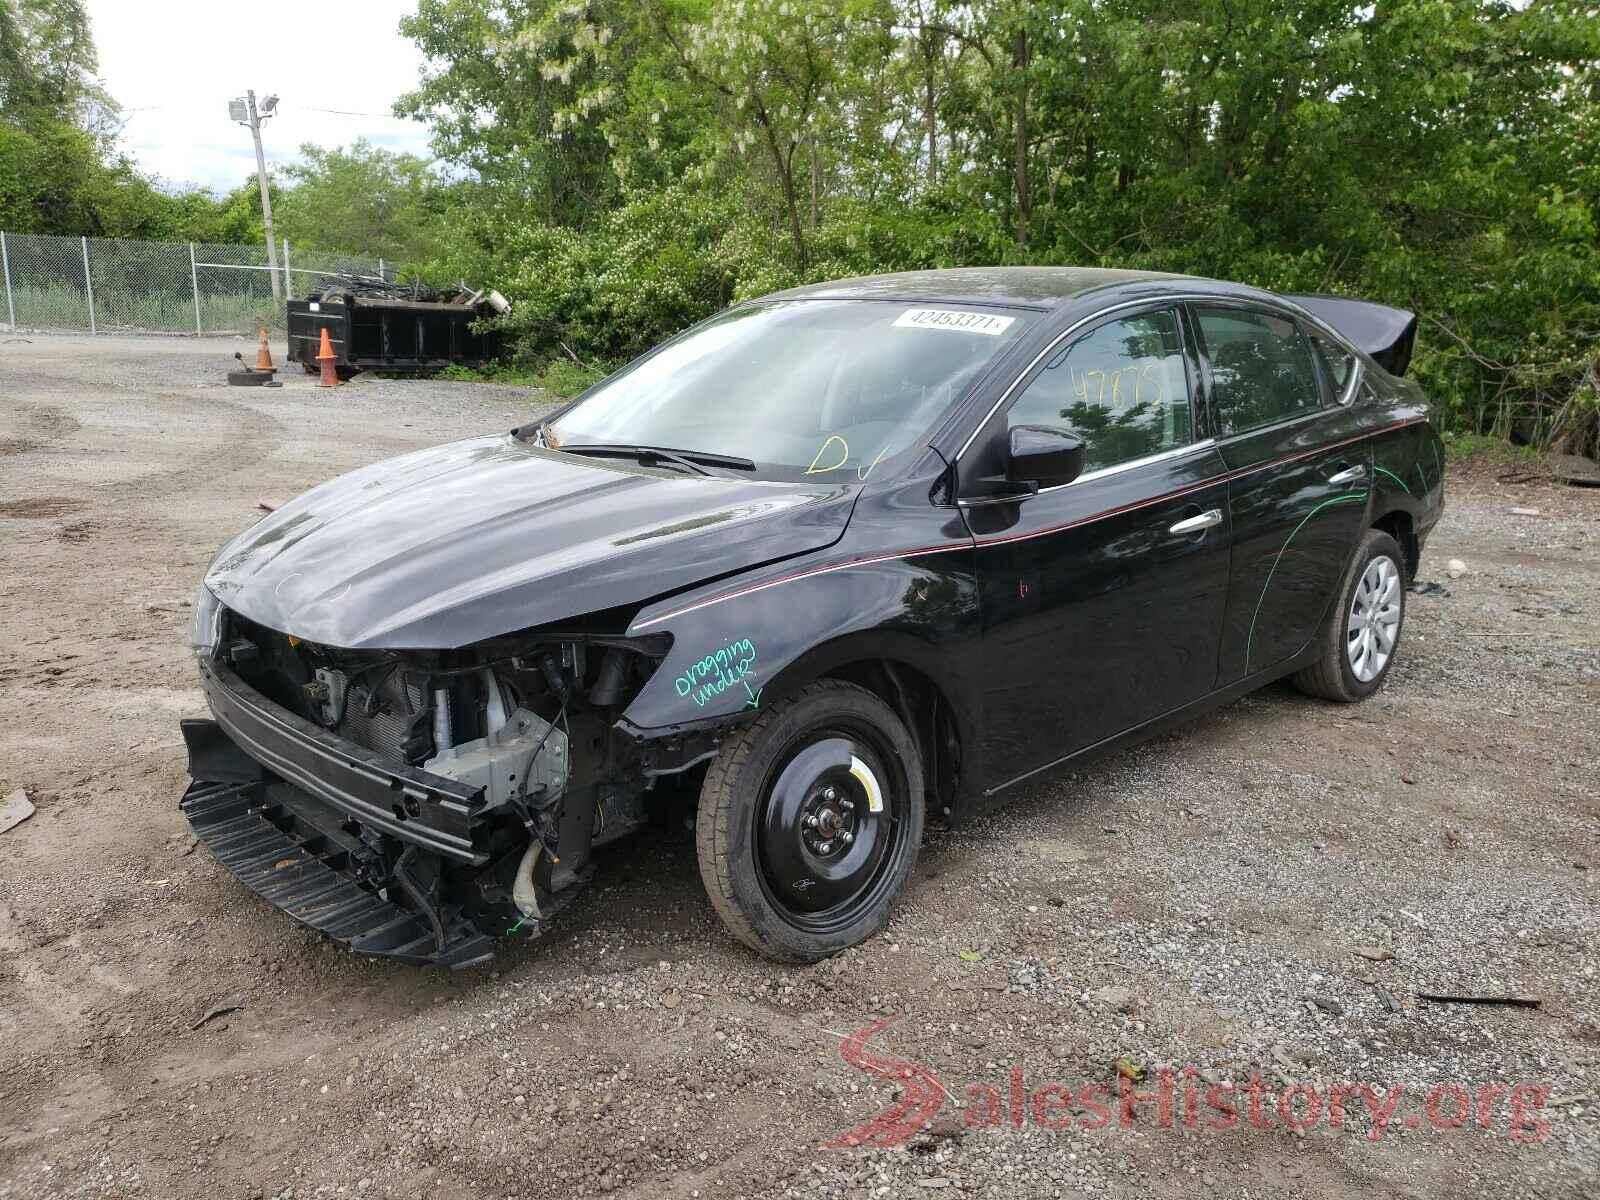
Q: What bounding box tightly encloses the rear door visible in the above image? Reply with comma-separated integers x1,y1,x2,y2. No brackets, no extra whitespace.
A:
1191,303,1371,682
961,304,1232,789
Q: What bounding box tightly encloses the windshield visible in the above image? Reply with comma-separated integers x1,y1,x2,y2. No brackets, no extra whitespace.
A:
547,299,1034,482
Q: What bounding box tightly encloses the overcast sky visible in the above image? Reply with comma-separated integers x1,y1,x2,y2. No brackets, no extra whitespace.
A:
86,1,437,193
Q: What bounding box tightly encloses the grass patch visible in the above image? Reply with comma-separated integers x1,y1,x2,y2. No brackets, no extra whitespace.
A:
435,362,544,387
1441,431,1543,463
7,282,280,334
530,358,606,399
435,357,608,400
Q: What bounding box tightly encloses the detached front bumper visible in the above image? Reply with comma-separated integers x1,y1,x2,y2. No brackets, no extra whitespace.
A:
181,659,501,968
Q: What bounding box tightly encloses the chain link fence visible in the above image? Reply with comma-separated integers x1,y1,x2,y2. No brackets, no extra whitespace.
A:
0,232,388,336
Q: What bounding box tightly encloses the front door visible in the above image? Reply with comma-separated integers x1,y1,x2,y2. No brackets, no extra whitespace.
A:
1189,303,1373,681
960,305,1233,790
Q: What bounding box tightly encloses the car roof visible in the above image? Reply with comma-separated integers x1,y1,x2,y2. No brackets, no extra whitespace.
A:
760,266,1203,310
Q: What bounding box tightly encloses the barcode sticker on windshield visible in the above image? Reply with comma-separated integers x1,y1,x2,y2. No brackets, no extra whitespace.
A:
893,308,1015,336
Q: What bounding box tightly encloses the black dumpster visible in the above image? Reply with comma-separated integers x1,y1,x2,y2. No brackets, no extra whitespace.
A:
287,281,504,375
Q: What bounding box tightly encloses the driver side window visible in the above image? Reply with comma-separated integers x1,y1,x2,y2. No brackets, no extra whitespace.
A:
1006,308,1193,474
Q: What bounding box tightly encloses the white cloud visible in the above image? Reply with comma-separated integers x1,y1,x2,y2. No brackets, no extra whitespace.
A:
86,0,438,192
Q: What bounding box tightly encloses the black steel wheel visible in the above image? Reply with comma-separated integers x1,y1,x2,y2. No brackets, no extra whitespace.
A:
696,680,923,961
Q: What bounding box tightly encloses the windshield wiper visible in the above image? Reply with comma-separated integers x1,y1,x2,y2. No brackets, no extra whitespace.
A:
559,443,756,476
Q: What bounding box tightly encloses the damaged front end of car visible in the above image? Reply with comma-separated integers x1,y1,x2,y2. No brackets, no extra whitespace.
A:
174,426,861,967
181,602,683,969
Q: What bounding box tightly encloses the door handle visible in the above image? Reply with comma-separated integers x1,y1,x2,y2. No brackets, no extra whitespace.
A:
1168,508,1223,535
1328,463,1367,485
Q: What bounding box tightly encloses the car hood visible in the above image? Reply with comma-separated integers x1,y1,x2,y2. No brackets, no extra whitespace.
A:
205,434,857,649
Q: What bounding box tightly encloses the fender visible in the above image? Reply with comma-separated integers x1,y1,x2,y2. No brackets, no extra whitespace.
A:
1275,403,1437,665
621,553,981,724
1371,416,1442,509
618,469,988,793
1367,406,1444,573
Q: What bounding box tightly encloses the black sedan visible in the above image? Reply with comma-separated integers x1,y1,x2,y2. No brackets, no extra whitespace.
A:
181,268,1443,966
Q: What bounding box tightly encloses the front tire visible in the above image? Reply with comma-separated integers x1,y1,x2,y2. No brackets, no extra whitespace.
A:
695,680,923,962
1293,528,1407,702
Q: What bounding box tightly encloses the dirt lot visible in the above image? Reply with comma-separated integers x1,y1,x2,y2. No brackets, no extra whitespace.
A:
1,333,1596,1200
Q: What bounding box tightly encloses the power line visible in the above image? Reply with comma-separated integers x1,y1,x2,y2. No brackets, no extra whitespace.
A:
300,106,403,118
123,104,405,119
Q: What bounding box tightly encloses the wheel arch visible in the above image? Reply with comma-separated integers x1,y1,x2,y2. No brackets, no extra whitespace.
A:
756,631,977,821
1371,506,1418,580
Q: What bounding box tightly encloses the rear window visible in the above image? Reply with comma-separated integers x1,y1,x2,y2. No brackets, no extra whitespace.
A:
1194,306,1321,434
1310,333,1358,402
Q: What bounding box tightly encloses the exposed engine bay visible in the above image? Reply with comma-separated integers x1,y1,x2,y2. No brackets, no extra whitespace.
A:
180,607,675,968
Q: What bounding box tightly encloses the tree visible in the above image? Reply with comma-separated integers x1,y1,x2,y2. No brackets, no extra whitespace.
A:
274,140,453,265
652,0,863,266
0,0,231,239
396,0,639,228
381,0,1597,448
0,0,107,125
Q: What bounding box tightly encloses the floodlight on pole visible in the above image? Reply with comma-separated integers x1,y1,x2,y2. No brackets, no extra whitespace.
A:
234,89,282,302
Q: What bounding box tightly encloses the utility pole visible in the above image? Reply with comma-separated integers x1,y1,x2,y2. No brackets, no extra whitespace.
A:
232,90,282,301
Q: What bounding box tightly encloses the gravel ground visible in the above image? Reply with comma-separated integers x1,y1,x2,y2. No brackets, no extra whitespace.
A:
0,334,1596,1200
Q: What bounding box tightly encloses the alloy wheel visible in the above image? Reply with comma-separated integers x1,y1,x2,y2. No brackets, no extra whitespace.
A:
1347,554,1401,682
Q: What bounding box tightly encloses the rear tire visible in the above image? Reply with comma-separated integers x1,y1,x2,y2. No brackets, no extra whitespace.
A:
696,680,923,962
1293,528,1407,702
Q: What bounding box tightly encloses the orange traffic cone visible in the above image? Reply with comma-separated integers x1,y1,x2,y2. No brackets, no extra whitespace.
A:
254,326,275,372
316,326,338,388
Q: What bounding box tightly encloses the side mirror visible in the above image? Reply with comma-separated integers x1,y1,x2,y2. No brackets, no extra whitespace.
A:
1007,425,1086,489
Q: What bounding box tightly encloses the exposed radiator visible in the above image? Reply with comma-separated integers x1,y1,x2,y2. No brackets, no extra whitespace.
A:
340,669,429,762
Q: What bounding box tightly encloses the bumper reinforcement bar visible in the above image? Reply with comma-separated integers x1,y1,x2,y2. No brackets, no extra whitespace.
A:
195,659,486,864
